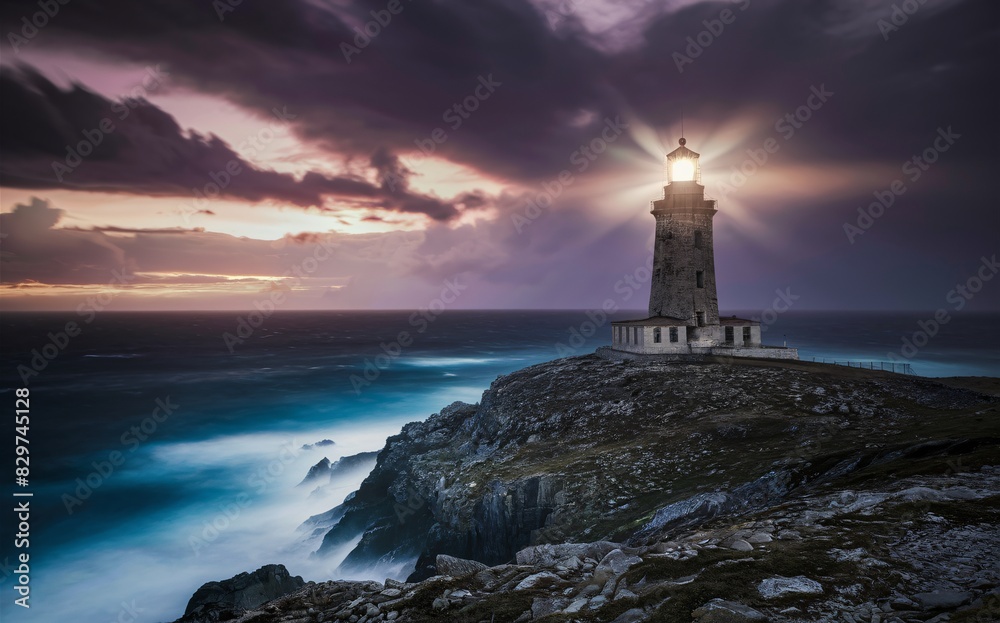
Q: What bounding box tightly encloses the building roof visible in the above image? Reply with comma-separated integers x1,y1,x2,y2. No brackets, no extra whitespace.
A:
666,137,700,160
719,316,760,326
611,315,761,327
611,316,688,326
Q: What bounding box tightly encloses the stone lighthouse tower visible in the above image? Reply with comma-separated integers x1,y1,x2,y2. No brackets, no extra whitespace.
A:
606,137,798,360
649,138,720,330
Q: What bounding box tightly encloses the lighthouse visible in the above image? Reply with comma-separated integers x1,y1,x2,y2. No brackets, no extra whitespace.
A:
649,138,720,328
608,138,798,360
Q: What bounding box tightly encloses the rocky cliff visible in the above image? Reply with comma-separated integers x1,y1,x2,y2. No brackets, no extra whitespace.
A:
177,355,1000,622
175,564,304,622
318,356,997,580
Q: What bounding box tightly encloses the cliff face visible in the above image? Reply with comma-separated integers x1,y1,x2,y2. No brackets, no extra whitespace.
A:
317,355,999,582
175,564,304,623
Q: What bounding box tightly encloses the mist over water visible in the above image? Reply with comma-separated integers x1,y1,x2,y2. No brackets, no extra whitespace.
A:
0,311,996,622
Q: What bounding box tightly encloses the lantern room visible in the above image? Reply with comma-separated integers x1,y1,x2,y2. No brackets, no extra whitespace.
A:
665,137,702,184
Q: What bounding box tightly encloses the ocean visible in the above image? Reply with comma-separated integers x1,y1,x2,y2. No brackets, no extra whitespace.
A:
0,310,997,622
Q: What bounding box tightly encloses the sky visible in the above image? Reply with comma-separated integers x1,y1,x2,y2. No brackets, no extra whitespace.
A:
0,0,997,311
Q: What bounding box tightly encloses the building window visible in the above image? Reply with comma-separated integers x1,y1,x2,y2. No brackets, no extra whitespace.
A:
669,327,678,343
614,327,619,344
653,327,662,343
633,327,639,343
696,270,704,288
697,312,705,327
725,326,734,343
743,326,752,344
624,327,629,344
694,230,703,249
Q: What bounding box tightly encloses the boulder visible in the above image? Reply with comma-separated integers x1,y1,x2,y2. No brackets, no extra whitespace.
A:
693,598,767,622
912,590,974,610
610,609,648,623
177,564,305,622
758,576,823,599
435,554,488,578
515,542,619,567
514,571,562,591
592,549,642,584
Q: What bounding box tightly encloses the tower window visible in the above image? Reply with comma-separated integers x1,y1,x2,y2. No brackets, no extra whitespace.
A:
653,327,662,343
694,231,703,249
697,312,706,327
654,268,662,281
669,327,679,343
696,271,704,288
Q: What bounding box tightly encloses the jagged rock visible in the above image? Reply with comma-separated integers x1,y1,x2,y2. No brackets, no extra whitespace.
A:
635,492,735,539
301,439,335,451
693,598,766,621
175,564,304,622
592,549,642,584
758,575,824,599
912,590,974,610
563,598,589,613
515,542,618,567
531,596,569,618
435,554,487,578
610,608,648,623
559,555,583,570
614,587,638,600
514,571,562,590
299,457,331,486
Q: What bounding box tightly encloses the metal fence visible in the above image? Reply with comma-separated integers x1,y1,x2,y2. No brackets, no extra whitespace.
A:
812,358,914,375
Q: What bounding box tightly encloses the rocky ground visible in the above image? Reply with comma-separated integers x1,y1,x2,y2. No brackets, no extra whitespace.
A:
172,355,1000,623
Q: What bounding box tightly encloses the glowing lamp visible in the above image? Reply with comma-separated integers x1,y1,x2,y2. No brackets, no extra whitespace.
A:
665,137,701,184
671,158,695,182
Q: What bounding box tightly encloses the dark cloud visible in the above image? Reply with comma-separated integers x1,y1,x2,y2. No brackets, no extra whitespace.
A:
0,0,613,181
0,66,475,220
